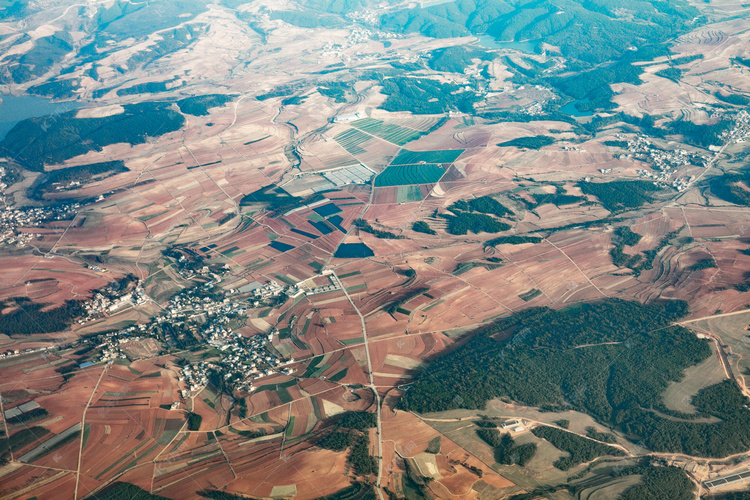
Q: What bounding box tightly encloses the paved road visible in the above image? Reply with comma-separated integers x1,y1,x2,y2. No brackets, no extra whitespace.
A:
332,271,385,500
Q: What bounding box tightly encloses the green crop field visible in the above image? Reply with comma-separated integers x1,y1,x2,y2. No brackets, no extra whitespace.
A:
390,149,464,165
396,185,423,202
333,128,373,155
375,164,445,187
350,118,424,146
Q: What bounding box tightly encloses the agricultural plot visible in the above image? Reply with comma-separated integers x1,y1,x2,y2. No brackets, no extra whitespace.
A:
313,203,342,217
396,185,423,203
333,129,374,156
322,163,374,187
390,149,464,165
374,164,445,187
350,118,424,146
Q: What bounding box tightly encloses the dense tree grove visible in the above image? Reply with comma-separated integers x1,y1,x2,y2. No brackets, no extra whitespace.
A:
578,180,661,212
0,298,85,335
396,299,750,457
317,431,353,451
713,493,750,500
378,77,481,114
531,426,625,470
176,94,235,116
584,426,617,443
615,465,695,500
311,483,377,500
353,219,403,239
377,0,697,65
440,212,510,235
0,101,185,171
449,196,514,217
690,258,717,271
186,412,202,431
668,119,733,148
498,135,555,149
710,170,750,207
336,412,377,431
428,46,493,73
96,482,170,500
477,428,537,466
485,236,542,246
316,411,378,474
349,434,377,476
412,221,436,235
610,226,642,268
623,380,750,456
28,160,128,200
440,197,513,235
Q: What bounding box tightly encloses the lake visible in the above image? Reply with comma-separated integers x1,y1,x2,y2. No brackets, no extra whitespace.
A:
559,98,593,117
0,93,82,141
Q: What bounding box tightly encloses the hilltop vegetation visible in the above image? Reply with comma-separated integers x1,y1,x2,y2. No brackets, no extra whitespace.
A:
378,0,698,65
268,0,367,28
0,298,84,335
615,465,695,500
709,169,750,206
440,196,514,235
498,135,555,149
396,299,750,457
0,102,185,172
476,427,537,466
440,212,510,235
93,0,208,40
96,482,169,500
530,426,624,470
28,161,129,200
578,180,662,212
177,94,236,116
377,77,481,114
449,196,514,218
0,32,73,84
412,221,436,235
428,46,493,73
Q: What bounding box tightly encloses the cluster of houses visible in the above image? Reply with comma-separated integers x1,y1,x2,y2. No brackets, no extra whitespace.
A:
615,135,704,191
171,253,229,281
624,135,700,172
727,110,750,144
97,330,149,362
0,344,55,359
90,277,294,395
81,283,149,322
631,110,750,191
0,201,78,247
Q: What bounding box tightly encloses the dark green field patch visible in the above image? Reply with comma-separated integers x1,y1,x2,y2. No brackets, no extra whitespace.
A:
390,149,464,165
374,164,445,187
